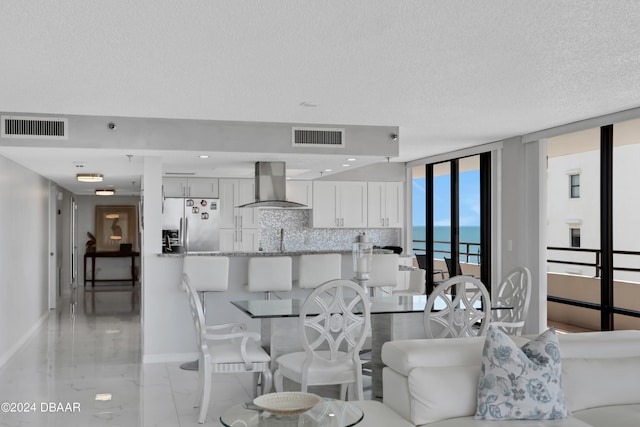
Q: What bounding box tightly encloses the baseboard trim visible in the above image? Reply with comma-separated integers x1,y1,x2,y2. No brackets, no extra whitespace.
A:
0,311,50,369
143,352,198,364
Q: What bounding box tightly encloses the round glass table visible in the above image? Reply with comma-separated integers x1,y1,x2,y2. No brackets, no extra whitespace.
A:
220,399,364,427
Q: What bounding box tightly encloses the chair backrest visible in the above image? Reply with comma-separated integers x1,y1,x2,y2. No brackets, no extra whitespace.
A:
182,256,229,292
300,279,370,366
393,268,426,295
416,254,427,270
444,257,463,277
182,273,207,348
367,253,399,288
408,268,426,294
423,275,491,338
248,256,292,292
297,253,342,289
492,266,532,335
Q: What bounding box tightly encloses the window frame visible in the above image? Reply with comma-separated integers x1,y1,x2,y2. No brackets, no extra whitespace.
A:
570,227,581,248
569,174,580,198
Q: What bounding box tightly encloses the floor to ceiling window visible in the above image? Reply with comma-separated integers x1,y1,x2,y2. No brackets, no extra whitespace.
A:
412,153,491,293
546,119,640,331
612,118,640,329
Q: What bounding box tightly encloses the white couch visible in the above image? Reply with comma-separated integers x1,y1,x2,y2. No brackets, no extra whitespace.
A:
381,330,640,426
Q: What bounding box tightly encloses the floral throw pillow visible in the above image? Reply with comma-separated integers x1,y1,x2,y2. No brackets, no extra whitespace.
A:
475,325,567,420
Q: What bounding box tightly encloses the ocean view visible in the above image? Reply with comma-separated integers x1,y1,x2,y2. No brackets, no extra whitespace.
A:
412,225,481,263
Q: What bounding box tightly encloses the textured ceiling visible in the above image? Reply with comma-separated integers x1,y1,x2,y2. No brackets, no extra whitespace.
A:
1,1,640,194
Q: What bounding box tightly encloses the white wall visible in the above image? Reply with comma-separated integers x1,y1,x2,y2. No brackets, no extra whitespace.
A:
0,155,51,367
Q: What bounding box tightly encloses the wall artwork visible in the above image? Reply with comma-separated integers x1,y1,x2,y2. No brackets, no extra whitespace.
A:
95,205,138,252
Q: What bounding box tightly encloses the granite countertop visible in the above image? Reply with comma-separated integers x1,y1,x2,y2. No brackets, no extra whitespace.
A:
158,249,398,257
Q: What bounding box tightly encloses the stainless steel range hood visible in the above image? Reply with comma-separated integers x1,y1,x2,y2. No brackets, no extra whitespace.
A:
236,161,307,208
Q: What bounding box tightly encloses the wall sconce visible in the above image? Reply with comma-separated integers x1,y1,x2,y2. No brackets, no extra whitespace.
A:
95,189,115,196
77,173,103,183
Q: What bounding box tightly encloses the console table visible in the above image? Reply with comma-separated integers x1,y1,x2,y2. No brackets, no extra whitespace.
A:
84,251,140,287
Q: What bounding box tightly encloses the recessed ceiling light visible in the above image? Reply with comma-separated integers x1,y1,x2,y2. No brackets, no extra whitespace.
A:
95,189,115,196
77,173,103,182
347,158,356,162
324,169,332,172
342,164,350,167
198,155,209,159
95,393,112,401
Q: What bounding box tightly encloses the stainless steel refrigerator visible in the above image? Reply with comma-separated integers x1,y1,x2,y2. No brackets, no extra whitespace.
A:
162,198,221,253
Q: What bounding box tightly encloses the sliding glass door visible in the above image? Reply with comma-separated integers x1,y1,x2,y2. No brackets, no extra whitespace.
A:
546,118,640,331
412,152,491,293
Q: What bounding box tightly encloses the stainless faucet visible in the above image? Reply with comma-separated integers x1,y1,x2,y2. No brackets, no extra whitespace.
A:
279,228,285,252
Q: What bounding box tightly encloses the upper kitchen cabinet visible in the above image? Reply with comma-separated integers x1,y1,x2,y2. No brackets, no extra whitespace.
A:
219,179,259,229
311,181,367,228
163,177,219,198
367,182,403,228
286,181,312,208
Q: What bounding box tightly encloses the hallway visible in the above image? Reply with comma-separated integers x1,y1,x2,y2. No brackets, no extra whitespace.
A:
0,284,255,426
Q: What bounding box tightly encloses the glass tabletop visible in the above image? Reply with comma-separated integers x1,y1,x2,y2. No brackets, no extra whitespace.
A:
230,294,511,319
220,399,364,427
230,295,428,318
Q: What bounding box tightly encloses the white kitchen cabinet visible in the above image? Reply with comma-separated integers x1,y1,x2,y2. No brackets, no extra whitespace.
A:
219,228,259,252
163,177,219,198
368,182,403,228
286,180,312,208
219,179,259,252
311,181,367,228
219,179,259,229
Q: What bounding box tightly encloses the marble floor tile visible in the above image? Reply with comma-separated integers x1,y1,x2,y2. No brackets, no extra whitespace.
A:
0,283,372,427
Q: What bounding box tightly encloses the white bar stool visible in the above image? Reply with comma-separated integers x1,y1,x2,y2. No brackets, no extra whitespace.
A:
248,256,292,299
296,253,343,289
367,253,399,297
180,255,230,370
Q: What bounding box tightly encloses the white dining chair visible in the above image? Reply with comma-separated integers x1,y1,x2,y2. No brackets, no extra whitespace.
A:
492,266,532,335
423,275,491,338
273,279,371,400
182,273,272,424
296,253,343,289
248,256,292,299
179,256,231,371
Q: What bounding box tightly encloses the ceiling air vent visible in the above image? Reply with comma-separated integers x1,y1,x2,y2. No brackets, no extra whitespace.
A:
1,116,68,139
292,127,344,147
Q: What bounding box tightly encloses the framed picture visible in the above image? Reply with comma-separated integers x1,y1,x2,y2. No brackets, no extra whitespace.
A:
95,205,138,252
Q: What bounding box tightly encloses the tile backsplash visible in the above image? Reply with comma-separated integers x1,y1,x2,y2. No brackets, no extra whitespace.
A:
259,209,401,252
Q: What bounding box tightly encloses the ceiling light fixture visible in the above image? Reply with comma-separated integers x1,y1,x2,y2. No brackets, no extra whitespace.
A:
77,173,103,183
342,164,350,167
198,155,209,159
347,158,357,162
95,189,115,196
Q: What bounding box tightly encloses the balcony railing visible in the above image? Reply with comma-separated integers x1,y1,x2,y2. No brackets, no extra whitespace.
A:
547,246,640,278
412,239,481,263
547,246,640,330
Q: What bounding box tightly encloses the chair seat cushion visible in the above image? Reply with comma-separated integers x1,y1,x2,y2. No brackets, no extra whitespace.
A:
208,340,271,364
276,351,358,385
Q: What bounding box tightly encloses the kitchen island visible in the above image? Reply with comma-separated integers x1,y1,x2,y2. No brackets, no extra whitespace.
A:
145,250,413,364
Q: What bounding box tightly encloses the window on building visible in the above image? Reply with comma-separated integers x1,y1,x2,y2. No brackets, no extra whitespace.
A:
570,228,581,248
570,174,580,198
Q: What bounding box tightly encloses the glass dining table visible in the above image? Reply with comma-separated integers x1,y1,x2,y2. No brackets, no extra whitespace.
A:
231,294,434,399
